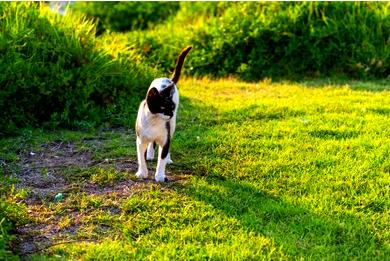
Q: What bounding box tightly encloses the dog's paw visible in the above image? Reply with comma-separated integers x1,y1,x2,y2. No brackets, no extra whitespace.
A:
155,172,166,182
166,158,173,164
165,154,173,164
135,169,148,179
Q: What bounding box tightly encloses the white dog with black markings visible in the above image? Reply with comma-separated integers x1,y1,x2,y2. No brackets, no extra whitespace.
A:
135,46,192,182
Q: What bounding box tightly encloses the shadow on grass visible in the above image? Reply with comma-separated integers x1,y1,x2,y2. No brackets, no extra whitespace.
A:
308,129,360,140
181,177,389,259
369,108,390,116
174,95,389,259
295,78,390,92
176,96,306,130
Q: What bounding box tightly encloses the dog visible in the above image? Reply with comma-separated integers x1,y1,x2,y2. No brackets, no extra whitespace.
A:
135,46,192,182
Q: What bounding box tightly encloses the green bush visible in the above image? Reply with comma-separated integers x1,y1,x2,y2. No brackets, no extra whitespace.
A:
0,174,27,260
126,2,390,80
0,2,155,135
72,2,180,33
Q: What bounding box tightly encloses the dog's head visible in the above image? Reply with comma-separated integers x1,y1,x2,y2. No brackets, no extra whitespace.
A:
145,46,192,120
146,78,176,119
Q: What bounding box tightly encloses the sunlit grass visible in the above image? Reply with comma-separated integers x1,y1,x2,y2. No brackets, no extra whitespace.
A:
1,78,389,260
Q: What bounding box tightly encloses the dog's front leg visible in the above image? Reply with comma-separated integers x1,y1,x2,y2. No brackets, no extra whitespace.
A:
136,137,148,179
155,140,170,182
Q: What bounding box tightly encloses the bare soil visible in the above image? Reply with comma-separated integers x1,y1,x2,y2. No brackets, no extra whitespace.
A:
17,141,139,204
13,137,191,256
13,139,137,255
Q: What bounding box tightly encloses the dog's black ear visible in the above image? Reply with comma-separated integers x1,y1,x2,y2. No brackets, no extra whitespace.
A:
161,83,175,97
146,87,160,113
147,87,159,98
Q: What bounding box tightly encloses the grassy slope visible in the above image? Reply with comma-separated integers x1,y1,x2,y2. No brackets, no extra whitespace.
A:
1,78,390,260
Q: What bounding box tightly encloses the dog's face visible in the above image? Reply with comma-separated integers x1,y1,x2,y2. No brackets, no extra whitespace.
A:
146,79,176,119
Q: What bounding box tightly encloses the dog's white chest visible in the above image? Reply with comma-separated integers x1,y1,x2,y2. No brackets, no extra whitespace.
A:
136,102,169,145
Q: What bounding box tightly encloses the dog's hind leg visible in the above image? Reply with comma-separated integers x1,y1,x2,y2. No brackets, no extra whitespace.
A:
146,141,156,160
165,152,173,164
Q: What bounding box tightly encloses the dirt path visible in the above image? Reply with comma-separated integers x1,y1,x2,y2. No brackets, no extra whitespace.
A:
11,136,189,256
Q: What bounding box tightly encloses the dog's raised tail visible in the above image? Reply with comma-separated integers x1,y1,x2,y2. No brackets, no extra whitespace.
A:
171,45,192,84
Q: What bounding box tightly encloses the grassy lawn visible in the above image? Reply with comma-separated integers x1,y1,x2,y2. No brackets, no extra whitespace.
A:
1,78,389,260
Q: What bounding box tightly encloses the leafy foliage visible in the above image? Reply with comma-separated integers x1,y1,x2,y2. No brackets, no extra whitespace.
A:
127,2,390,80
72,2,180,33
0,2,154,135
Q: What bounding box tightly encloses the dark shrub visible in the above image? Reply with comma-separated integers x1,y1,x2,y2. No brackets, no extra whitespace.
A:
72,1,180,33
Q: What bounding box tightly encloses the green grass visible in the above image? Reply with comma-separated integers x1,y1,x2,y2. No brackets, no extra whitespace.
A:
1,78,389,260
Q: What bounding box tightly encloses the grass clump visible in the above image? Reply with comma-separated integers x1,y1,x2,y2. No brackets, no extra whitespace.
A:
0,174,27,260
0,2,154,135
90,167,130,186
125,2,389,80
